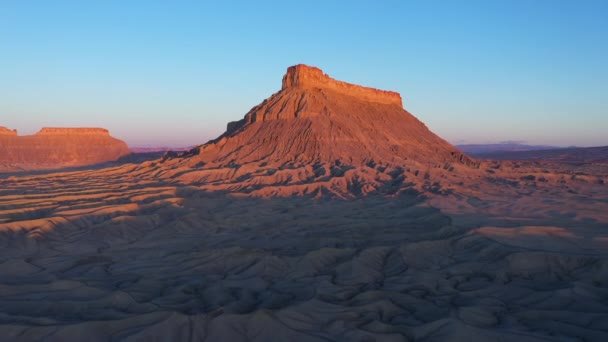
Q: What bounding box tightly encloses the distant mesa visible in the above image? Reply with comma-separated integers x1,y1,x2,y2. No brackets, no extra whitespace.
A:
0,126,18,136
36,127,111,135
0,127,129,171
1,127,113,137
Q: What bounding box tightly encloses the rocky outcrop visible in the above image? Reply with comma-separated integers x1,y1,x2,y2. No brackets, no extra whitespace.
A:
160,64,475,197
0,127,17,136
0,127,129,171
192,64,472,168
36,127,111,135
281,64,402,107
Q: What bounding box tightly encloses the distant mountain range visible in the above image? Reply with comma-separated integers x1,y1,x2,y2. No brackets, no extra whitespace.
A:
457,143,564,155
465,145,608,164
130,146,193,153
130,143,608,166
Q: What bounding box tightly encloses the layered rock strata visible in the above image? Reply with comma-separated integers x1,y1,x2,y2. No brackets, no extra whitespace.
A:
0,127,129,170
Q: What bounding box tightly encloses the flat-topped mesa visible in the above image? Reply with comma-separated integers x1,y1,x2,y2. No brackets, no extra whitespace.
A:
0,126,129,171
281,64,403,107
0,126,17,136
36,127,110,136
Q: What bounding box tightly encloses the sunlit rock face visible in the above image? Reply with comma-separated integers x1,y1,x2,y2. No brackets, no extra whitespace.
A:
201,64,469,165
0,127,129,170
0,126,18,136
161,64,473,197
280,64,403,106
35,127,112,135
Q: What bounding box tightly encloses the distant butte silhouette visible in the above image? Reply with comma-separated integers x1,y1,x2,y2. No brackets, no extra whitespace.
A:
0,127,129,171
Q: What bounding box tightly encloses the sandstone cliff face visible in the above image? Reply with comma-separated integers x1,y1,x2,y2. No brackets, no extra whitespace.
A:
36,127,111,135
0,127,129,171
281,64,402,106
160,64,474,197
197,64,471,167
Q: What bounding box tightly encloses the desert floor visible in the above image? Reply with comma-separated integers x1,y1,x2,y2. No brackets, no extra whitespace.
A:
1,162,608,341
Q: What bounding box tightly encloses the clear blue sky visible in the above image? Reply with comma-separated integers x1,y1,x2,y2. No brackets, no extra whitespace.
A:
1,1,606,147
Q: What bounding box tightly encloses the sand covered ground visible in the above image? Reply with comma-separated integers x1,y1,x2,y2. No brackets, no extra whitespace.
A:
1,161,607,341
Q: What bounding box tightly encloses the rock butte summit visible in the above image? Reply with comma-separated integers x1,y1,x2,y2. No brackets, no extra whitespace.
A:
281,64,403,107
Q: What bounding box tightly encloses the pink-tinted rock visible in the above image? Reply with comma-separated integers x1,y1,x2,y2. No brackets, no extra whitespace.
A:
0,127,129,170
192,64,473,169
36,127,111,135
281,64,402,107
0,126,18,136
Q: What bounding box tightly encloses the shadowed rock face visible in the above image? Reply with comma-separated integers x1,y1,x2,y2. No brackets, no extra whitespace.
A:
0,127,129,171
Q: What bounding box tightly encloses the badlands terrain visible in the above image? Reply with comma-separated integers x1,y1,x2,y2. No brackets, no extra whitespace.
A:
1,65,607,341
